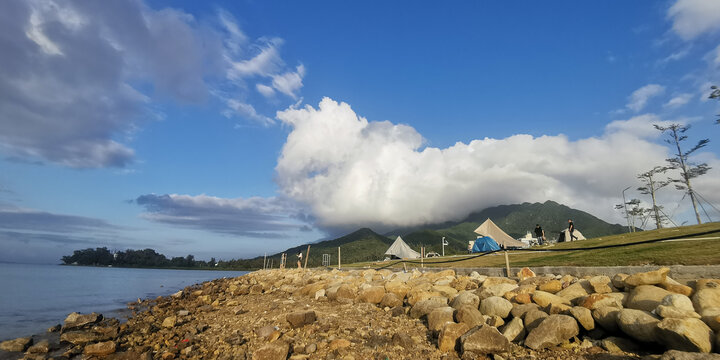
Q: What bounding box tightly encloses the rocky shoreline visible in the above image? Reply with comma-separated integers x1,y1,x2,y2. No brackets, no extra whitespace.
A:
1,266,720,359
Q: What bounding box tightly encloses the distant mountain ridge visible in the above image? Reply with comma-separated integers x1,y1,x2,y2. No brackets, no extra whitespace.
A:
225,200,627,269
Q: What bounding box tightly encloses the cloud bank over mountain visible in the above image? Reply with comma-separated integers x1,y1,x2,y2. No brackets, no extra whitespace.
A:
274,97,718,232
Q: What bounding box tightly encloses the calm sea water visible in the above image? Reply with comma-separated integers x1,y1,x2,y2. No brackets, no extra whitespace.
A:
0,263,249,341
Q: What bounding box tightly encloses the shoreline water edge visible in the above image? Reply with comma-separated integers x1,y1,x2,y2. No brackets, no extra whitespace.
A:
1,266,719,359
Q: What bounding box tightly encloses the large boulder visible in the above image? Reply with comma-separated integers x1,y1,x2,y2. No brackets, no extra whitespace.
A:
592,306,621,333
511,303,541,319
659,277,693,297
60,330,105,345
700,308,720,332
482,277,517,288
0,337,32,352
524,309,549,333
480,283,519,298
657,294,701,319
532,291,571,307
693,282,720,313
602,336,642,353
84,341,116,356
627,285,673,312
460,324,510,355
455,305,487,328
612,274,629,290
500,317,525,343
358,286,385,304
450,291,480,309
427,306,455,332
438,322,470,353
617,308,661,343
624,267,670,287
556,280,592,303
568,306,594,331
578,294,623,310
479,296,513,318
410,297,448,319
252,341,290,360
538,280,563,294
384,280,411,300
588,275,614,294
380,293,403,308
517,267,536,281
657,318,714,353
524,314,579,350
286,310,317,328
62,312,102,331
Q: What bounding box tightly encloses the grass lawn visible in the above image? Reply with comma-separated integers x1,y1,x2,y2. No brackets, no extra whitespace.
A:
347,222,720,269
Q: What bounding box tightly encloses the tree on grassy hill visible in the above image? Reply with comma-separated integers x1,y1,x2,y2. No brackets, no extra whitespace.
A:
637,166,671,229
654,124,710,225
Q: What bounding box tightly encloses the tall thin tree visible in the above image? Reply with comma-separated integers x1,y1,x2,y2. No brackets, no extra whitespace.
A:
637,166,671,229
654,124,710,224
710,85,720,124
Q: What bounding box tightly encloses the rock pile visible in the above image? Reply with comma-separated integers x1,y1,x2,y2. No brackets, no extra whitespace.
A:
1,266,720,359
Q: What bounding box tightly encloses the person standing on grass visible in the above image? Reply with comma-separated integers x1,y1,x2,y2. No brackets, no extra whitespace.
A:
568,219,578,241
297,251,303,268
534,224,545,245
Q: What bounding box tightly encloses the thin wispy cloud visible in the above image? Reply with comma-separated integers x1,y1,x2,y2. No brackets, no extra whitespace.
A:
135,193,311,238
626,84,665,112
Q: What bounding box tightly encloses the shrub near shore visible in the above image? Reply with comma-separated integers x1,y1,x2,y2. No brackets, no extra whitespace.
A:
2,267,720,359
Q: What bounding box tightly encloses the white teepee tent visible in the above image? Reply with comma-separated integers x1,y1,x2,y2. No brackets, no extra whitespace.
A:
473,219,526,248
384,236,421,259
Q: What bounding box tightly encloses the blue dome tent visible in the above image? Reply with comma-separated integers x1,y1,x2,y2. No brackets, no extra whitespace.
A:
471,236,501,253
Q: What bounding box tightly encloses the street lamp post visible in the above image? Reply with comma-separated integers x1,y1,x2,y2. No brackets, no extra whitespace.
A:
622,186,632,233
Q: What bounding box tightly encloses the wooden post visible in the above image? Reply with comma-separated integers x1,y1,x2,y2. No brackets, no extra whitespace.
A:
421,247,424,268
263,253,267,270
504,251,510,277
304,245,310,269
338,247,341,269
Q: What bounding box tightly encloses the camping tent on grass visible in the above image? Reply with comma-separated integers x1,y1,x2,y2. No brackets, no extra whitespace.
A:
557,228,586,242
471,236,501,253
473,219,526,249
385,236,421,259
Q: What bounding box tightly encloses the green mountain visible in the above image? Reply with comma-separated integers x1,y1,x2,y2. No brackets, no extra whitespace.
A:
224,201,627,269
387,200,628,256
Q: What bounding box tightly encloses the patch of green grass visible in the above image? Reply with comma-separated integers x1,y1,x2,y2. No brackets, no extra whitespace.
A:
346,222,720,269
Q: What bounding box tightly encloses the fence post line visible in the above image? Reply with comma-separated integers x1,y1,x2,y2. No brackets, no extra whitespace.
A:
304,245,310,269
504,251,510,277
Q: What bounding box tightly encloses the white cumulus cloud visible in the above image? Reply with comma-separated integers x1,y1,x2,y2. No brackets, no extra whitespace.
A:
668,0,720,40
273,97,716,232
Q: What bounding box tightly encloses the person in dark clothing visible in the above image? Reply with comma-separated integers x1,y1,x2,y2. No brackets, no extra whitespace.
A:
568,219,578,241
534,224,545,244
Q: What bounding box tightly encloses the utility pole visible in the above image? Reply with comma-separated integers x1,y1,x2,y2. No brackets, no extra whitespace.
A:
622,186,632,232
441,237,447,257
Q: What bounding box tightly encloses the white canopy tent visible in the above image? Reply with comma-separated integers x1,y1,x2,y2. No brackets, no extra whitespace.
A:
384,236,421,259
473,219,526,248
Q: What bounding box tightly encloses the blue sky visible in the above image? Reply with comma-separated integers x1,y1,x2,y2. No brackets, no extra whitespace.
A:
1,0,719,264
